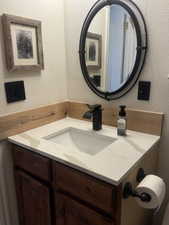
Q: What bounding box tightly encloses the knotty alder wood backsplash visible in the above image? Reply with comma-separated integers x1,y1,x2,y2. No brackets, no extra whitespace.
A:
0,101,164,140
0,102,68,140
67,102,164,136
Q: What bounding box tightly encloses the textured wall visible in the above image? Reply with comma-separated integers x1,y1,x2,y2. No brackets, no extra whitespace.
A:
0,0,67,116
64,0,169,224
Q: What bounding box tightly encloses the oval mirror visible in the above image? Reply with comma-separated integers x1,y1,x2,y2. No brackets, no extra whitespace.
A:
79,0,147,100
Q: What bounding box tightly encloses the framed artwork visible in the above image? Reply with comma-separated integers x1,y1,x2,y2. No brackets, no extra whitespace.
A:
2,14,44,72
85,32,102,70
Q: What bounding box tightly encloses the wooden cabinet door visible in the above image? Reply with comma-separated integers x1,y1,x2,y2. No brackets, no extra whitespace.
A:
53,161,116,214
55,192,114,225
15,170,51,225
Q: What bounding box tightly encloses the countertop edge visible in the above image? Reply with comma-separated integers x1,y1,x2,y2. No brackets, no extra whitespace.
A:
8,135,160,186
8,138,121,186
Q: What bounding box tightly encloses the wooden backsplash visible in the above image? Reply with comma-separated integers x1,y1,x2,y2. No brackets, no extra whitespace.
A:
67,102,164,136
0,102,68,140
0,101,164,140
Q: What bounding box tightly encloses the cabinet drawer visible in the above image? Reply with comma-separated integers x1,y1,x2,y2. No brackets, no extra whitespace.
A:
53,162,117,214
13,145,51,181
55,192,114,225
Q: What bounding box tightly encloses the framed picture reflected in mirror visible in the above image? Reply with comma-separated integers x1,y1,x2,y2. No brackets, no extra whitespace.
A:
85,32,102,70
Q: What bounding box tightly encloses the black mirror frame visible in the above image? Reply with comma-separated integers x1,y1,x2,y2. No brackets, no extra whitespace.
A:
79,0,148,101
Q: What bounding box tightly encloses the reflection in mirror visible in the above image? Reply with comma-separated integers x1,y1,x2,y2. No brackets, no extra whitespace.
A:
85,5,137,92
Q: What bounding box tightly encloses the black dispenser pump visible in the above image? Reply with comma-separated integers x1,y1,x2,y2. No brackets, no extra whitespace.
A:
119,105,126,117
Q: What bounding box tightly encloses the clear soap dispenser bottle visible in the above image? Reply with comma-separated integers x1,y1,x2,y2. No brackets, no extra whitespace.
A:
117,105,127,136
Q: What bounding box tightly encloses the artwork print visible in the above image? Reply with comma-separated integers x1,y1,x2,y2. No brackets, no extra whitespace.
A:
16,29,34,59
2,14,44,71
85,32,102,70
88,41,96,62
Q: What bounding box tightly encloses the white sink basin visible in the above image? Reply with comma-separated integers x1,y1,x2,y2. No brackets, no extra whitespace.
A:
43,127,117,155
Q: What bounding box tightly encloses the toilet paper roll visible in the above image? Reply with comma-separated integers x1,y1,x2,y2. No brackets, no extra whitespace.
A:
135,175,166,209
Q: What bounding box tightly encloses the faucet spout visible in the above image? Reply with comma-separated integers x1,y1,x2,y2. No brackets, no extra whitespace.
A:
83,111,92,120
83,104,102,131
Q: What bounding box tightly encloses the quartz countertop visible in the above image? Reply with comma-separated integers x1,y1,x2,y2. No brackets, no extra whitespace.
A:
8,117,160,185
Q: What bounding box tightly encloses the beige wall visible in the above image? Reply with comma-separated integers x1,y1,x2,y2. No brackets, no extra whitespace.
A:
0,0,67,116
0,0,67,225
64,0,169,224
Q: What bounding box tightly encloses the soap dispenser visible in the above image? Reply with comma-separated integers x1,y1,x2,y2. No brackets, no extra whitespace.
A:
117,105,127,136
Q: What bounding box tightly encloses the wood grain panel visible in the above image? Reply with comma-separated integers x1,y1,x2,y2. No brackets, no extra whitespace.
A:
0,102,68,140
13,145,51,181
0,101,163,140
54,192,114,225
67,102,164,136
15,170,51,225
53,161,117,215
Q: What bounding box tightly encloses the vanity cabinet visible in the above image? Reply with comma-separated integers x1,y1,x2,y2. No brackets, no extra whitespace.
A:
12,144,157,225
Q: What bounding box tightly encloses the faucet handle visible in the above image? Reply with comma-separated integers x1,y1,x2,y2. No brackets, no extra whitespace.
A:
86,104,102,112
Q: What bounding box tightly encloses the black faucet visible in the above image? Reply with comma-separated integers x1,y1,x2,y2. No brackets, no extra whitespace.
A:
83,104,103,131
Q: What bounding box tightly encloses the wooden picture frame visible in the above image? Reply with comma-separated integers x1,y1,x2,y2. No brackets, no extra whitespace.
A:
86,32,102,70
2,14,44,72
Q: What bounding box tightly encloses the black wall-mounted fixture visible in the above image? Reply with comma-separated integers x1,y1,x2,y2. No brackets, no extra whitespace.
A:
123,182,151,202
4,81,26,103
138,81,151,101
123,168,149,202
136,168,146,183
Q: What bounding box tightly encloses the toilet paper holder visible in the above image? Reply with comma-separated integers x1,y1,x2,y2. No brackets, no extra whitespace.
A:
123,168,151,202
123,182,151,202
